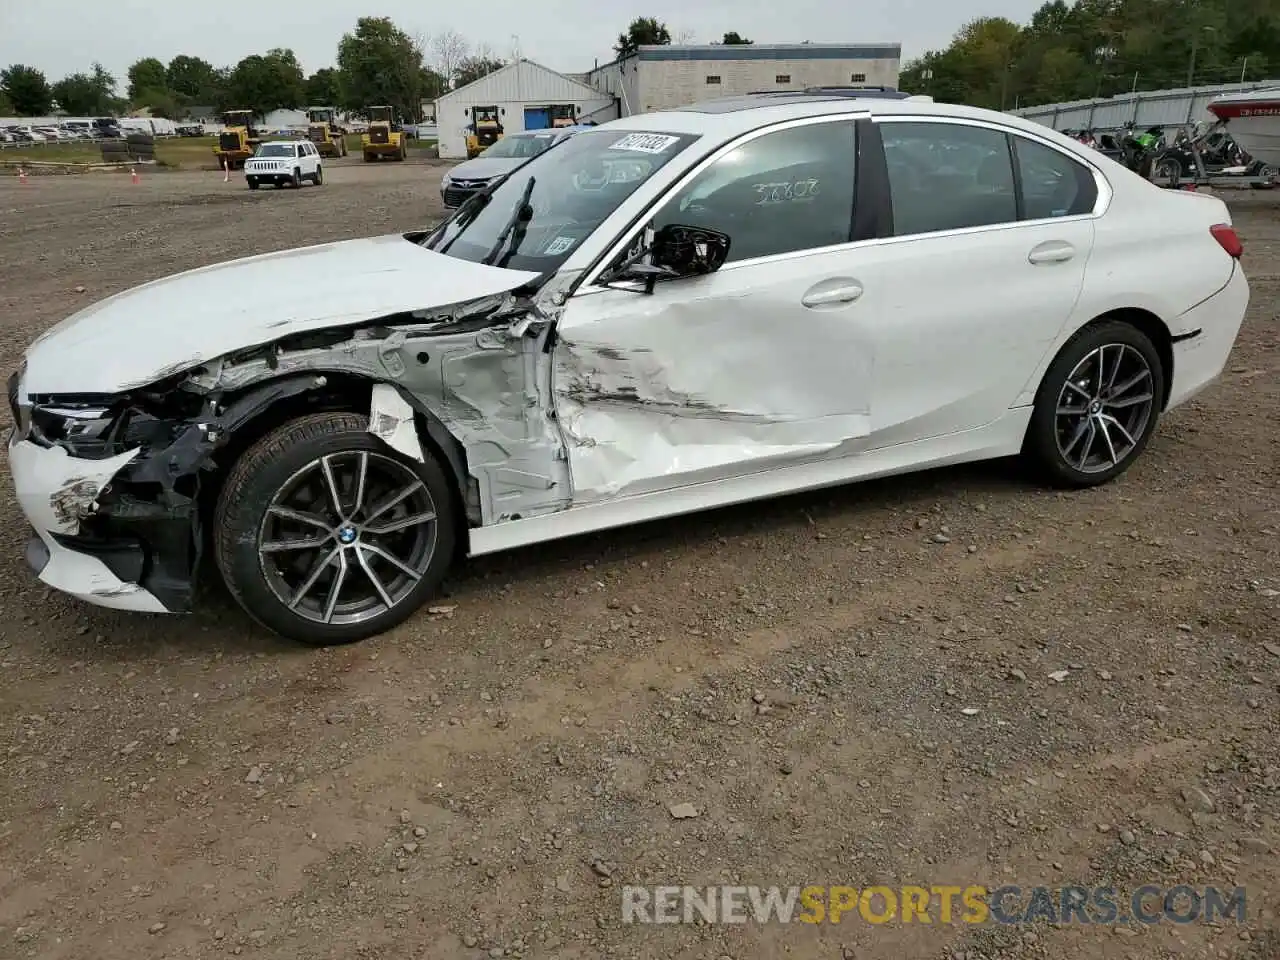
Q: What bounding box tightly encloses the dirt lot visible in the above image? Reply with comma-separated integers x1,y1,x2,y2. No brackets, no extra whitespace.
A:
0,162,1277,960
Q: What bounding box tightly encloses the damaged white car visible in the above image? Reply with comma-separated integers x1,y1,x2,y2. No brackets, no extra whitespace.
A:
7,92,1249,644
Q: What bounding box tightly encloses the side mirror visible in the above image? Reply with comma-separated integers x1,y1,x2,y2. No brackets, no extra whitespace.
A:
650,224,731,277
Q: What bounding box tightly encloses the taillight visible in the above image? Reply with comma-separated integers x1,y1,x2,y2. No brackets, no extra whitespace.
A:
1210,223,1243,258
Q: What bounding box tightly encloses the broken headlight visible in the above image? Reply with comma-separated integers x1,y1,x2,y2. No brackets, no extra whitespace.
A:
26,394,193,460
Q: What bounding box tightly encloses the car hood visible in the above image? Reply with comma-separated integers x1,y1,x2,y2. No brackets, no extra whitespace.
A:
23,234,540,396
446,157,528,181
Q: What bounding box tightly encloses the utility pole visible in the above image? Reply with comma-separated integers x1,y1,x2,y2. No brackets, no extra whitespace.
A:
1188,26,1214,88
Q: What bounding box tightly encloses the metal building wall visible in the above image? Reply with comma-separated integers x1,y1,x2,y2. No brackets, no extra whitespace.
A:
1010,80,1280,131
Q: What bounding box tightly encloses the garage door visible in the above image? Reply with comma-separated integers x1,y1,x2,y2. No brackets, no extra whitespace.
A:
524,107,550,130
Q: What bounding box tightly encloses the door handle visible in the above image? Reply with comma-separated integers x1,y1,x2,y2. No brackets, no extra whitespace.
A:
1028,240,1076,265
801,281,864,308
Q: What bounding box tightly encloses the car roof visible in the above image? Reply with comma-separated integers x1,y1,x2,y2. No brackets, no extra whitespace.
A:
599,94,1073,149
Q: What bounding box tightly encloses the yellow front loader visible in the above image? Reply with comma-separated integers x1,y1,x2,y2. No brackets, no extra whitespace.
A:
306,106,348,158
361,106,407,162
213,110,261,170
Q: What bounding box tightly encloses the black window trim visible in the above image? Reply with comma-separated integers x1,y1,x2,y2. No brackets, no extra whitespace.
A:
869,114,1111,239
577,112,868,292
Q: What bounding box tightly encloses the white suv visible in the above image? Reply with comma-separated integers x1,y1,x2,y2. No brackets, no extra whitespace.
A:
245,140,323,190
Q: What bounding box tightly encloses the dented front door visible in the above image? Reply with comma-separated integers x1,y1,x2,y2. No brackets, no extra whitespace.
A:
551,256,875,504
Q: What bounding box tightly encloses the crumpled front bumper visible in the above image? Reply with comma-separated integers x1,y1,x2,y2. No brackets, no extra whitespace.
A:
7,431,171,613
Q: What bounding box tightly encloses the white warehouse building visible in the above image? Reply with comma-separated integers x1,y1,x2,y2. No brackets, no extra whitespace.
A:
434,59,619,159
586,42,903,116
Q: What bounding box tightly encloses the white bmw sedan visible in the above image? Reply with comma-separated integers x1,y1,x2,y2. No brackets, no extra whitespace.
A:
6,91,1249,644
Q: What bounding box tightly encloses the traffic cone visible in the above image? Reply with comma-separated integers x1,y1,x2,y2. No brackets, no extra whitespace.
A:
130,167,139,185
17,167,27,185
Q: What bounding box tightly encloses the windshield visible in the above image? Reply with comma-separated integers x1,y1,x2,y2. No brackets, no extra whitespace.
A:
480,134,559,159
256,144,295,158
429,129,700,272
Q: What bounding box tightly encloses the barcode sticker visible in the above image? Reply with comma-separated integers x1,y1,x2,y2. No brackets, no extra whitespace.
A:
610,133,681,154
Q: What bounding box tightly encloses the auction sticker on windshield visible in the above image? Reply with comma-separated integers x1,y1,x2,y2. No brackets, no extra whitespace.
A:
611,133,681,154
543,235,577,255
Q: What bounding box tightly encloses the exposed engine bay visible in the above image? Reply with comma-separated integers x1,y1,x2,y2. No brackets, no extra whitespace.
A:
10,284,576,612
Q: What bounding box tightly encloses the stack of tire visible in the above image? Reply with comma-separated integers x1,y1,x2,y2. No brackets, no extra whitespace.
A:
98,131,154,164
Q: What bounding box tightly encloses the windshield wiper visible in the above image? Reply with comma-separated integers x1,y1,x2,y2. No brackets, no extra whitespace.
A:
481,176,535,267
427,180,502,252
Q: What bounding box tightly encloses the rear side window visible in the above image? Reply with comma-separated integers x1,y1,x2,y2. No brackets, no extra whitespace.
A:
1013,136,1097,219
881,121,1017,236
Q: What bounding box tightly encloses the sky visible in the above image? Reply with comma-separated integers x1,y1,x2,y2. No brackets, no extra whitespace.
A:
3,0,1046,86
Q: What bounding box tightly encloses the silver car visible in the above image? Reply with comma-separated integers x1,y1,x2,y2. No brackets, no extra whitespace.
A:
440,126,591,208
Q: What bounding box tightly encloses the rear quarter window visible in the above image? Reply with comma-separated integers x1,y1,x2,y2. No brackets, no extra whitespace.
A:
1012,136,1098,219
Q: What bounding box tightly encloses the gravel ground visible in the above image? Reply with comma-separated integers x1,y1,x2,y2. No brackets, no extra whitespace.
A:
0,163,1277,960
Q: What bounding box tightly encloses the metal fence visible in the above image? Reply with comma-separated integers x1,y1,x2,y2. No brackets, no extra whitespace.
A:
1010,80,1280,131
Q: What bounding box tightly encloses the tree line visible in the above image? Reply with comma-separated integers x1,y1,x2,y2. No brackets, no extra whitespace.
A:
0,17,512,121
900,0,1280,110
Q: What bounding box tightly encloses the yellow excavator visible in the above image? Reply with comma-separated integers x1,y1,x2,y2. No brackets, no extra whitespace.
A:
213,110,261,169
306,106,348,158
464,106,504,158
361,106,407,162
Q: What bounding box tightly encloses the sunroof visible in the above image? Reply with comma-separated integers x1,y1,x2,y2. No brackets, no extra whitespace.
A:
684,87,912,113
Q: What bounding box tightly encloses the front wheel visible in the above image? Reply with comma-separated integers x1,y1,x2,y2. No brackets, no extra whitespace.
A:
1023,321,1165,488
291,168,302,189
213,413,457,645
247,178,259,190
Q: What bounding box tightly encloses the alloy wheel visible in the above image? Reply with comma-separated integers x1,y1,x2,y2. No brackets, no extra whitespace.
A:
1054,343,1155,474
257,451,438,625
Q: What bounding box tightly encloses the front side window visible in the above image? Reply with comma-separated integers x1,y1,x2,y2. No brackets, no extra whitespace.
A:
427,129,700,272
1014,136,1098,219
479,134,558,159
651,120,856,263
881,121,1017,236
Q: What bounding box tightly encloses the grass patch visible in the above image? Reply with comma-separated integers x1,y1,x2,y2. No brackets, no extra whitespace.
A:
0,142,104,164
0,133,438,169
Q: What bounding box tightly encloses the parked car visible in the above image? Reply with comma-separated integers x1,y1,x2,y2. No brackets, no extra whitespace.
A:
6,92,1249,645
244,140,323,189
440,126,593,208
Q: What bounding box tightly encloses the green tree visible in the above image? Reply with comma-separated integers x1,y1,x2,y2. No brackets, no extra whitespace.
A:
51,69,115,115
615,17,672,58
1,64,52,116
225,50,304,115
135,88,179,119
305,67,342,105
720,31,753,45
167,55,220,102
419,66,446,101
454,55,506,89
0,89,12,115
127,57,168,100
336,16,425,118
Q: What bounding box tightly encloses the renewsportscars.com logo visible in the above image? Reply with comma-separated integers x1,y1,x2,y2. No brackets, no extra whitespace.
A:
621,884,1247,926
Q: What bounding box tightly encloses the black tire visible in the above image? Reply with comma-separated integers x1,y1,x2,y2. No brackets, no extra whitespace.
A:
213,412,457,645
291,168,302,189
1023,320,1165,488
313,165,323,185
247,178,259,190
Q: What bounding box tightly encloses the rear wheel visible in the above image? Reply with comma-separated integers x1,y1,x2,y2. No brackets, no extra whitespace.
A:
213,413,457,645
314,165,323,185
1023,320,1164,488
